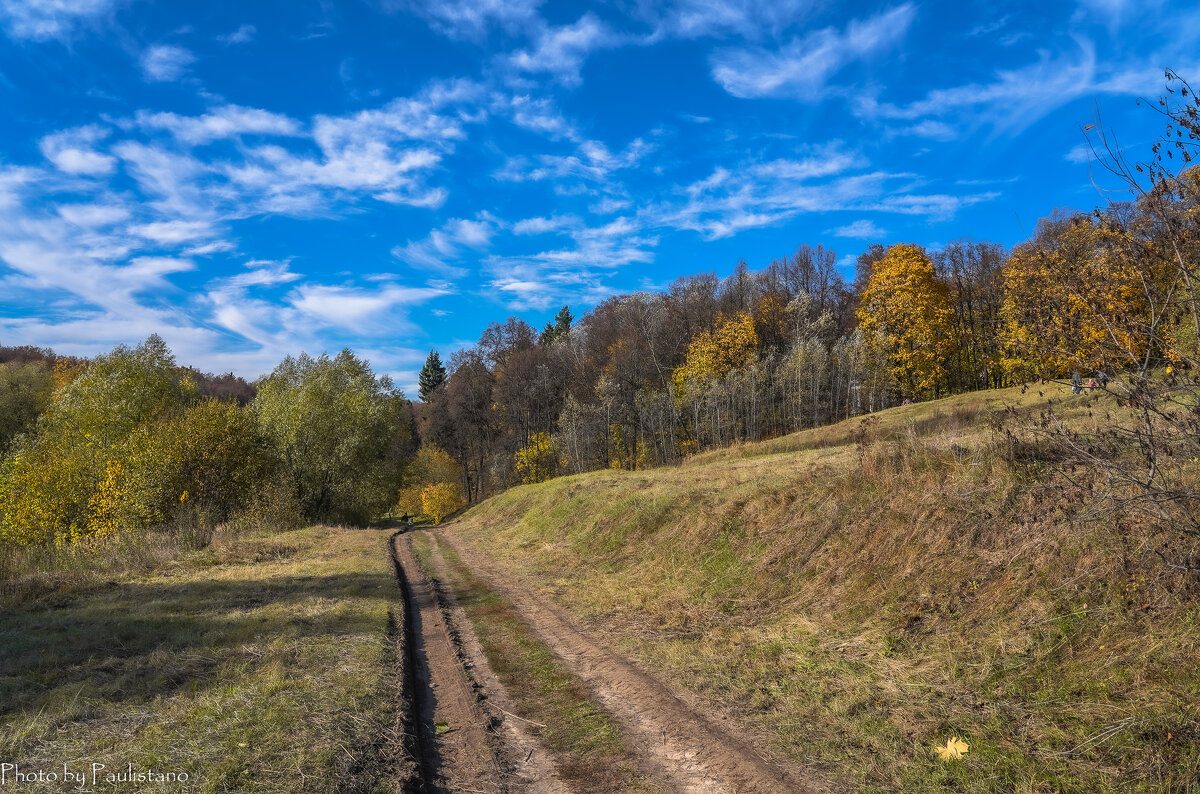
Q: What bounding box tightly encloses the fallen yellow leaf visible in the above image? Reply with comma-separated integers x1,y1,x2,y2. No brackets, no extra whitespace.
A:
934,736,969,761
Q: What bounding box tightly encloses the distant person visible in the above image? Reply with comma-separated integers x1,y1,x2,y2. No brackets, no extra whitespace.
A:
1097,370,1109,388
1086,378,1096,391
1071,371,1083,394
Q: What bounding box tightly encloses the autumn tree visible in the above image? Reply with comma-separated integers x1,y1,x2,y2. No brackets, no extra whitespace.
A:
856,244,956,398
999,212,1147,380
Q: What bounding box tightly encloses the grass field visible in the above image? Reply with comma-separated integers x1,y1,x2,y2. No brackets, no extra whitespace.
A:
447,384,1200,792
0,526,401,793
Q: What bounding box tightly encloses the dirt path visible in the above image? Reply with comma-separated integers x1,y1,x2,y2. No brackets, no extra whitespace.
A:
422,533,570,794
391,530,572,794
436,530,822,794
391,532,505,793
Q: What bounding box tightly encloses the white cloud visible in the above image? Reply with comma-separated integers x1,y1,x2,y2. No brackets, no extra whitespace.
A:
137,105,303,144
56,202,130,227
140,44,195,82
495,137,653,188
39,125,117,176
128,219,215,244
512,215,575,235
482,214,657,309
852,39,1186,139
710,4,916,100
507,14,621,86
642,0,817,39
500,94,579,141
289,283,449,332
392,0,543,41
223,260,301,288
650,143,995,239
0,0,124,41
392,215,498,277
1065,143,1093,164
217,24,255,44
830,219,885,238
892,120,957,141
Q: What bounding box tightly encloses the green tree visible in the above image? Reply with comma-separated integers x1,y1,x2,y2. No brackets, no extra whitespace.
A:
539,305,574,345
51,334,189,448
418,350,446,402
0,361,53,454
253,350,412,524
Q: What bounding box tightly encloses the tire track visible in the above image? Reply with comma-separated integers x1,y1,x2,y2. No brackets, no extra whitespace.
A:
391,531,505,793
436,529,822,794
421,532,571,794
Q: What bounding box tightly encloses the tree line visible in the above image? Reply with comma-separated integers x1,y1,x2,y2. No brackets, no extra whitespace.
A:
2,72,1197,557
0,339,416,550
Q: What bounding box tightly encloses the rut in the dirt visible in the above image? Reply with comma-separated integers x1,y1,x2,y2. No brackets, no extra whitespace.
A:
437,530,823,794
391,532,505,793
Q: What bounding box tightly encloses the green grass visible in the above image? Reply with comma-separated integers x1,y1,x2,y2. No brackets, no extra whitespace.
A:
0,526,402,793
447,384,1200,792
409,531,651,792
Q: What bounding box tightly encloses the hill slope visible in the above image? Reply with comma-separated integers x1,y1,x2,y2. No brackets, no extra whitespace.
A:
446,385,1200,792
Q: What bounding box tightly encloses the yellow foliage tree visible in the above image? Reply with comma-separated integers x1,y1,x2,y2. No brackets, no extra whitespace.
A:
673,311,759,389
513,432,558,484
421,482,463,523
0,427,100,546
395,446,463,517
1000,213,1149,379
856,244,956,398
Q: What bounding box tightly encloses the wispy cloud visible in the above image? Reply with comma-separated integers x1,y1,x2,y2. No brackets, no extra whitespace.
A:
830,219,885,238
217,23,255,44
39,125,117,176
642,0,818,40
136,105,303,144
852,38,1186,139
392,215,499,278
0,0,125,41
507,14,622,86
389,0,543,41
710,4,916,100
289,283,450,333
140,44,195,82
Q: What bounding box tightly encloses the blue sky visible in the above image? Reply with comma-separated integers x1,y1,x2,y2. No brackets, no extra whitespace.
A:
0,0,1195,393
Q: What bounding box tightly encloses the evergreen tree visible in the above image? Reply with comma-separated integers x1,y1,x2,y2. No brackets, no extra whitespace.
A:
540,305,574,345
418,350,446,402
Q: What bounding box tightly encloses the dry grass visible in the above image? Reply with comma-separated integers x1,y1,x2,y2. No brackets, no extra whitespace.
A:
447,383,1200,792
0,526,402,793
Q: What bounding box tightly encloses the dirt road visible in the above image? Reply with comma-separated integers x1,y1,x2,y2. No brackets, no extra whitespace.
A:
389,527,819,793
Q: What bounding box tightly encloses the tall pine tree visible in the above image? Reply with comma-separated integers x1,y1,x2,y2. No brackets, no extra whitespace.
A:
418,350,446,402
540,305,574,345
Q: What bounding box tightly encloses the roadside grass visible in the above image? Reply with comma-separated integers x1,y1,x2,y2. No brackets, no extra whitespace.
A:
0,526,401,793
407,531,652,792
447,384,1200,792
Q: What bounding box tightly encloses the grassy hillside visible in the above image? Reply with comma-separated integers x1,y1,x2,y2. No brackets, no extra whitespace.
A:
448,384,1200,792
0,527,401,793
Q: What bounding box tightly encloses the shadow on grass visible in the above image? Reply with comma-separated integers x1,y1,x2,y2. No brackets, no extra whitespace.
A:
0,571,396,719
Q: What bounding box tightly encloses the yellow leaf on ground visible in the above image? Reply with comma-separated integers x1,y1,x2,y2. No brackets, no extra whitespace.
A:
934,736,969,760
